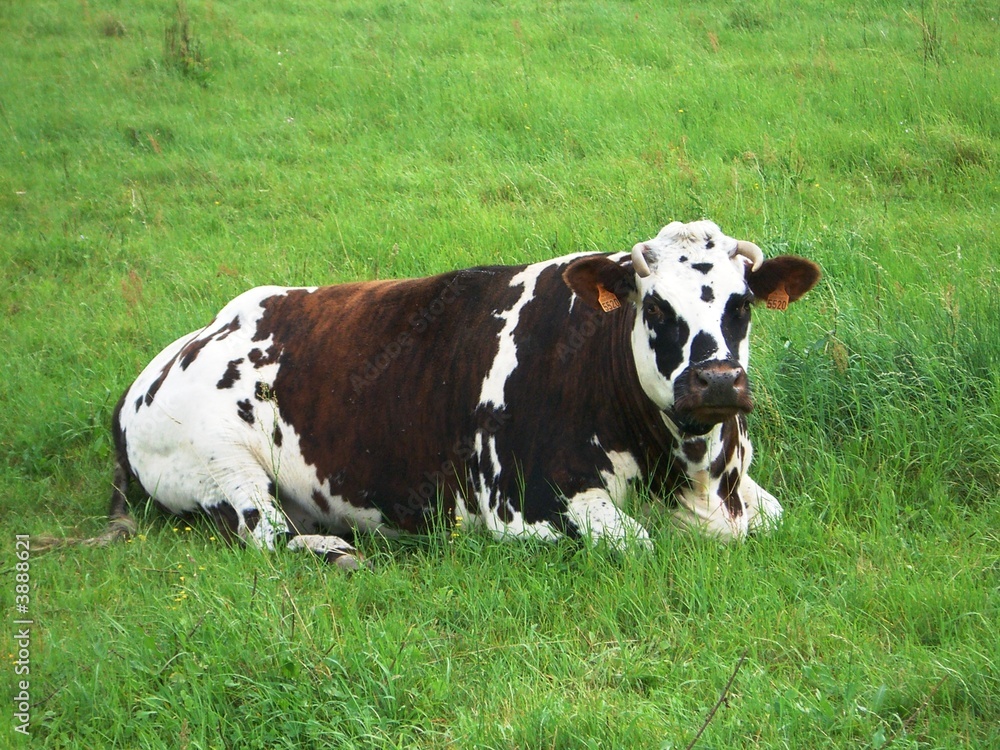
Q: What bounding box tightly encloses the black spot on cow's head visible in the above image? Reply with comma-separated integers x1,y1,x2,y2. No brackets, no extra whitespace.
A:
689,331,719,364
701,285,714,303
691,262,713,275
721,293,753,359
641,293,691,381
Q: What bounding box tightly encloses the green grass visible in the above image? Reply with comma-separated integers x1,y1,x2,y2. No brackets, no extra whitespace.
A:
2,0,998,747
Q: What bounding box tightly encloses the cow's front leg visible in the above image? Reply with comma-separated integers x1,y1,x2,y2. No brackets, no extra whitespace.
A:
740,475,783,533
670,479,749,541
672,474,782,539
563,488,652,551
670,420,766,541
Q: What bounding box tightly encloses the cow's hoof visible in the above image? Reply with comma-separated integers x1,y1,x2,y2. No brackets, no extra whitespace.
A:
329,552,374,572
288,534,369,571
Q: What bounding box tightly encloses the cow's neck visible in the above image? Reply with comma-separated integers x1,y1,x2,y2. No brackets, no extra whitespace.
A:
603,307,680,482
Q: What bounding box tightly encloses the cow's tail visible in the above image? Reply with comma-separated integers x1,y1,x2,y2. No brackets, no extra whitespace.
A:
35,395,138,551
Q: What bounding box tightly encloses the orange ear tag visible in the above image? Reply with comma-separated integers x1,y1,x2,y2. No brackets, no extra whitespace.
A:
766,284,789,311
597,284,621,313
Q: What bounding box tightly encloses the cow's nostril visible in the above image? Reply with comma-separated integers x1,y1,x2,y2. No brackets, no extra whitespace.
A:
693,362,745,393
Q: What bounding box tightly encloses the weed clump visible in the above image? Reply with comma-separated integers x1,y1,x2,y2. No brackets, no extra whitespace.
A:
100,15,126,38
164,1,210,86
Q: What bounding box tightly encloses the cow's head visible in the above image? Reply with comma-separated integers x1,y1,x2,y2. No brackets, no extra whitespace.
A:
564,221,821,435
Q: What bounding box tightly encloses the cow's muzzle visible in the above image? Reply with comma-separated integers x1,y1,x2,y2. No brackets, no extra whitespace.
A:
671,360,753,432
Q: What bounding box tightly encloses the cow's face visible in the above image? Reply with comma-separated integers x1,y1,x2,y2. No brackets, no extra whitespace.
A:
564,221,821,435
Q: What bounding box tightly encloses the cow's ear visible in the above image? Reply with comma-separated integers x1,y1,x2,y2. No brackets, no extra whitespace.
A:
747,256,821,309
563,255,637,312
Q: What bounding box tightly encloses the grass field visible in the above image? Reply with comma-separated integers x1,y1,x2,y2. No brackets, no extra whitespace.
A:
2,0,998,747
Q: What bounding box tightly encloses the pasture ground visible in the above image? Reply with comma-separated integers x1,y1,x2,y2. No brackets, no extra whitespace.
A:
1,1,998,747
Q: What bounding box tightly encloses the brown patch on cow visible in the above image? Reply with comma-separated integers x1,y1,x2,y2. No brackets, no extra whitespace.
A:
248,344,281,368
272,424,283,447
250,270,510,528
242,508,261,533
312,490,330,514
215,316,241,341
179,335,212,370
710,418,739,477
237,399,254,425
719,468,742,517
683,438,707,463
180,316,241,370
207,502,240,543
254,381,273,401
217,358,243,389
142,349,183,408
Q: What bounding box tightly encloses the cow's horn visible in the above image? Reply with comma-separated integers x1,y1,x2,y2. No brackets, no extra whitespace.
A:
734,240,764,272
631,243,652,278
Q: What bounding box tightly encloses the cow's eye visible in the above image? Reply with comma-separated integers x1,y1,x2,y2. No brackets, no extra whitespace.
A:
732,295,752,317
643,301,664,323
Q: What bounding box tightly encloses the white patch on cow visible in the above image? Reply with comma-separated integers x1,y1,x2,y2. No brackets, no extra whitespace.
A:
707,429,727,468
454,493,475,528
483,435,502,482
482,508,561,542
671,487,749,540
478,264,544,408
477,253,592,409
590,438,641,504
454,470,561,543
564,488,651,550
120,285,392,543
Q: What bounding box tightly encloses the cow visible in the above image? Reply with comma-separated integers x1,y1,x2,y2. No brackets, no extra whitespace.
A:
95,221,819,569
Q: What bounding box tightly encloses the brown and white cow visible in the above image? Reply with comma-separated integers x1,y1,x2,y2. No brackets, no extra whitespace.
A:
103,221,819,568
